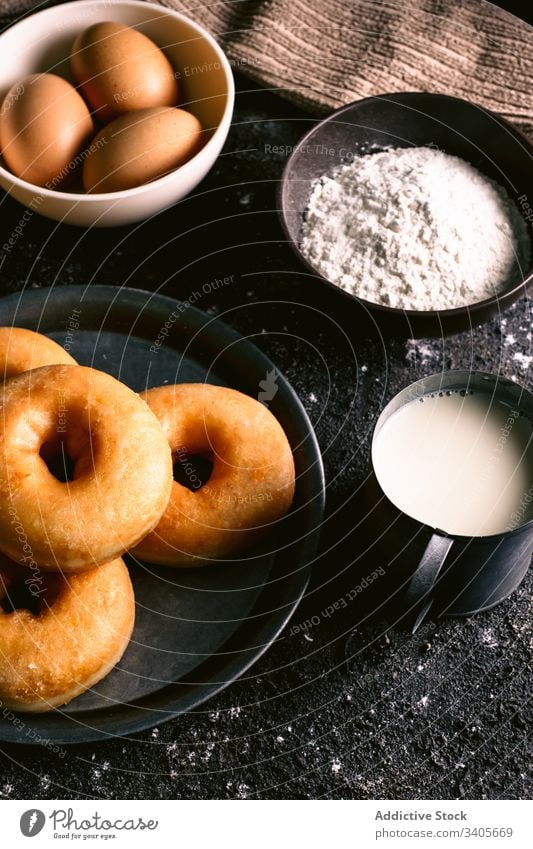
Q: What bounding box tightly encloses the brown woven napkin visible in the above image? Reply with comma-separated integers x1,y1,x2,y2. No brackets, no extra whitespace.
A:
1,0,531,136
161,0,533,136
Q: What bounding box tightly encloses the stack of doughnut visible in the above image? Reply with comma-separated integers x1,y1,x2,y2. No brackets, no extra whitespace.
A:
0,327,295,713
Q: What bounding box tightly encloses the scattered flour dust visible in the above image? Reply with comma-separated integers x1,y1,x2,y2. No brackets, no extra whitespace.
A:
300,147,530,310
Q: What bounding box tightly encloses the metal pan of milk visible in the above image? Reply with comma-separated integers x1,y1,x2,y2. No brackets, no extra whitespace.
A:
373,387,533,537
368,371,533,627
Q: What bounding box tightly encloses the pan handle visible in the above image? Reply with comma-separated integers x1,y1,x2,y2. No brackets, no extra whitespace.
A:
403,533,454,633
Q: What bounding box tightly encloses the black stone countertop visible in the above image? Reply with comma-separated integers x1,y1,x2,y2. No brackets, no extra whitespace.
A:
0,4,532,801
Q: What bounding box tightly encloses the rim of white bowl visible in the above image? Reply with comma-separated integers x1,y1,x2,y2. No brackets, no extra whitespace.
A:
0,0,235,201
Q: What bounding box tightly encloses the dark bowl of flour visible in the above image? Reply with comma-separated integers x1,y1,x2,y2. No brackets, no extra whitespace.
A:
279,92,533,338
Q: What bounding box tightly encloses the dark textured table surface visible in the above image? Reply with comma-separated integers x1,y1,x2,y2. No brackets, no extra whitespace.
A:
0,1,532,802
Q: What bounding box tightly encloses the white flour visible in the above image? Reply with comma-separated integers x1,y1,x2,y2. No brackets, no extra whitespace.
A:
300,147,530,310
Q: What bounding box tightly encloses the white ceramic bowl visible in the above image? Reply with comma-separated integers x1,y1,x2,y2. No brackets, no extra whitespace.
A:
0,0,234,227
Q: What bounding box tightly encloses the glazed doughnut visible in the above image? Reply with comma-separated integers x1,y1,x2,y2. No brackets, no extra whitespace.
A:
0,326,75,381
0,554,134,712
131,383,295,566
0,364,172,571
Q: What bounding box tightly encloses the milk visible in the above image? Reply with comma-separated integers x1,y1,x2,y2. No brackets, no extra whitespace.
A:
373,389,533,536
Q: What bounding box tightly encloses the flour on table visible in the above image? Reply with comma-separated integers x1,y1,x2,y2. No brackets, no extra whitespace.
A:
300,147,530,311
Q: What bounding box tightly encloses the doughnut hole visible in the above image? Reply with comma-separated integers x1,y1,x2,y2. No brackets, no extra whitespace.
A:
37,406,98,484
172,451,214,491
168,416,231,495
0,560,63,615
40,437,76,482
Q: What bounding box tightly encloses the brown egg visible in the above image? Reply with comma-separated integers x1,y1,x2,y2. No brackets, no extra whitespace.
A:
82,106,203,193
71,21,179,123
0,74,94,188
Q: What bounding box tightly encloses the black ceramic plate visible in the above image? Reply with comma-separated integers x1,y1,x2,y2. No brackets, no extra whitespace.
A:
0,286,325,744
